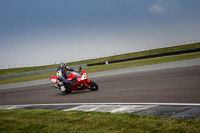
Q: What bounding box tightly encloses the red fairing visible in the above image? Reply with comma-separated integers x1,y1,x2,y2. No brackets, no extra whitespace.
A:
50,75,58,84
86,79,91,83
50,69,98,93
50,70,92,91
67,72,76,81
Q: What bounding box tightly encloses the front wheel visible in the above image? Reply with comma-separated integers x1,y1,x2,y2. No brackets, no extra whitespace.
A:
88,80,98,91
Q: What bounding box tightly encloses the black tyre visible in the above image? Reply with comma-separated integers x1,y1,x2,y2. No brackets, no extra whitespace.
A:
61,89,71,95
88,80,98,91
61,91,67,95
65,89,72,94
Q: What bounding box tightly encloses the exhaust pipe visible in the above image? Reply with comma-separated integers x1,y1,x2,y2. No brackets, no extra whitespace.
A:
53,85,60,90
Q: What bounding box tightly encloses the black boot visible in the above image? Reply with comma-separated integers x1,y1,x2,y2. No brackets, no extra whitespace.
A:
64,83,72,93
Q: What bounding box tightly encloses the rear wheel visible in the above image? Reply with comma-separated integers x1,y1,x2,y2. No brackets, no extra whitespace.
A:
88,80,98,91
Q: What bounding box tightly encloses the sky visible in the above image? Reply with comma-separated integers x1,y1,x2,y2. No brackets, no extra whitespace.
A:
0,0,200,69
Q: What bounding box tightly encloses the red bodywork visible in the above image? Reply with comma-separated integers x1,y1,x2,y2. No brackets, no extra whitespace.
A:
50,71,91,91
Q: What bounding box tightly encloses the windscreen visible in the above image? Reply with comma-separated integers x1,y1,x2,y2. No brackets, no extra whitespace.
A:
69,71,82,77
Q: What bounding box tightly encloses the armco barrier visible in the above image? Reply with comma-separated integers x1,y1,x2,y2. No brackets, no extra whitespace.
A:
87,48,200,66
0,64,87,80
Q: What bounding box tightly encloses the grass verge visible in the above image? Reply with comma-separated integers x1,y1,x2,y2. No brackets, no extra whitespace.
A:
0,109,200,132
0,51,200,85
0,42,200,76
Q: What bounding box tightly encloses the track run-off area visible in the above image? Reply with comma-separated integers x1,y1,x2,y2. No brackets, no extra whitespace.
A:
0,58,200,119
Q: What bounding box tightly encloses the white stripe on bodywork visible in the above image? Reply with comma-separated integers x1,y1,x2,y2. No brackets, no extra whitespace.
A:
81,73,87,80
51,79,57,83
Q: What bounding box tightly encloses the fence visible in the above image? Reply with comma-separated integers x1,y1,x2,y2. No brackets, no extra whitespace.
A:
87,48,200,66
0,64,87,80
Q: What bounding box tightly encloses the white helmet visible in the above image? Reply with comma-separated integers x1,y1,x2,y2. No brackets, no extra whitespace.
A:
59,63,66,69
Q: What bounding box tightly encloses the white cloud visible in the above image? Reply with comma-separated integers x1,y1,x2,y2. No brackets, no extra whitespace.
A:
148,4,167,14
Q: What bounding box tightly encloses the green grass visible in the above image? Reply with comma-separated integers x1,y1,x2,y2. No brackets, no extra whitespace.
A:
0,72,55,85
0,64,58,76
83,51,200,73
67,42,200,66
0,42,200,76
0,109,200,133
0,51,200,85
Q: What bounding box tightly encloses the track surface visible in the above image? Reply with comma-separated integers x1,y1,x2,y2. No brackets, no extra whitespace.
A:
1,64,200,105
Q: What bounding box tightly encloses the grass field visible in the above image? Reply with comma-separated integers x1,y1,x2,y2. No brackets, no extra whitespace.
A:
0,42,200,76
0,109,200,132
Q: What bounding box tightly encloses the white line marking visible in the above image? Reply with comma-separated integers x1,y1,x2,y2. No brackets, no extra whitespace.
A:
110,106,129,113
63,106,84,111
1,103,200,111
7,103,200,106
62,105,158,113
6,106,18,109
110,105,157,113
86,107,99,111
0,105,30,110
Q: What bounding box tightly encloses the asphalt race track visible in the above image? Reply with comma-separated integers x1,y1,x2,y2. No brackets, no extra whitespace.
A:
0,63,200,105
